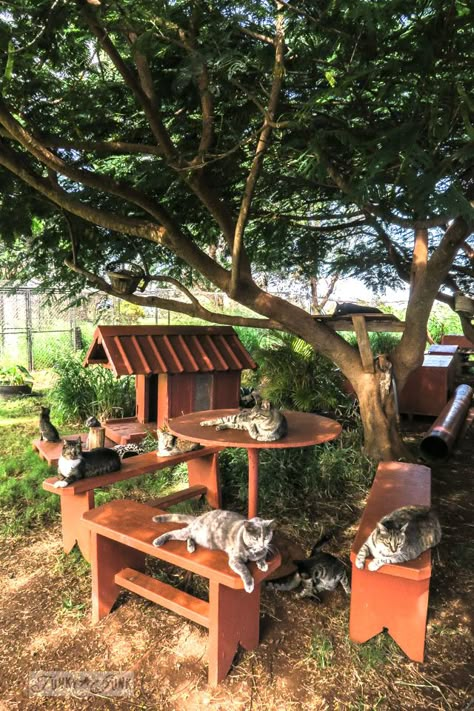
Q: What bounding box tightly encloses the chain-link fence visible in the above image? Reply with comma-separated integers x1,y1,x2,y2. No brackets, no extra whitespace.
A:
0,285,274,371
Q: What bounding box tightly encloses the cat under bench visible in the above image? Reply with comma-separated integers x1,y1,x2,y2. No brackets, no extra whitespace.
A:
168,408,342,518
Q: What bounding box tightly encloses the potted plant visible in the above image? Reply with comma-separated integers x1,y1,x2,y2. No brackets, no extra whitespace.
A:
0,365,34,396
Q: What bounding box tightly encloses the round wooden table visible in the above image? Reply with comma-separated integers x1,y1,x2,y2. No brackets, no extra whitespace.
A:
168,409,342,518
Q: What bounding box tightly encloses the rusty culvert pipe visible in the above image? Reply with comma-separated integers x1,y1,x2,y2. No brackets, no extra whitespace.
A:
420,384,473,461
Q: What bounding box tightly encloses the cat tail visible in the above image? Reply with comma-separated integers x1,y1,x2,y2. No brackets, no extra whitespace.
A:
152,513,196,523
309,530,336,556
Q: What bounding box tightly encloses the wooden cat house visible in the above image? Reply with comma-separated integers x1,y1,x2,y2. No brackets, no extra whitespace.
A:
84,325,257,444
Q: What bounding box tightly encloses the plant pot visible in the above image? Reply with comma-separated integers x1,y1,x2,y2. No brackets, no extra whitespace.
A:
0,384,33,398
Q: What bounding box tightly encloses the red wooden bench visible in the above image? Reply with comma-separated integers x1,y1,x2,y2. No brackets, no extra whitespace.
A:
350,461,433,662
42,447,222,562
81,499,281,685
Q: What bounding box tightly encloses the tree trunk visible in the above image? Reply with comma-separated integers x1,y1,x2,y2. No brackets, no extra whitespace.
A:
353,370,410,461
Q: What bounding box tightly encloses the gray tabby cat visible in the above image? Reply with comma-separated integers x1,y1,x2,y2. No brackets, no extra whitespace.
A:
152,510,275,593
268,534,350,599
200,400,287,442
156,424,202,457
355,505,441,572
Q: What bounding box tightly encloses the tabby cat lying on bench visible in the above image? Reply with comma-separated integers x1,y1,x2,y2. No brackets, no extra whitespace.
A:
152,509,275,593
54,438,121,488
355,505,441,572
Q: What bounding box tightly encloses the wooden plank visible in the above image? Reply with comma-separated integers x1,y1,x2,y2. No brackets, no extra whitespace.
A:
115,567,210,628
82,500,281,589
147,485,207,509
352,315,375,373
350,462,432,580
42,446,223,495
322,318,406,333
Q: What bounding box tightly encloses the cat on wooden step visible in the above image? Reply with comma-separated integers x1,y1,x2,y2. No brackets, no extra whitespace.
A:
39,406,60,442
156,423,202,457
152,509,275,593
355,505,441,571
54,438,121,488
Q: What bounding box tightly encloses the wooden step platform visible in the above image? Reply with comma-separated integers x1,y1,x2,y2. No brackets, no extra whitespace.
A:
33,433,116,467
81,499,282,684
42,448,222,561
350,461,433,662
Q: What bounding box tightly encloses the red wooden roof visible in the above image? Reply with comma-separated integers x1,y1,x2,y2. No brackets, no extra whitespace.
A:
83,326,258,376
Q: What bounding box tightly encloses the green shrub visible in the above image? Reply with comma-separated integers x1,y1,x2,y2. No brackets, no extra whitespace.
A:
344,331,402,355
50,352,135,423
219,420,374,517
428,304,463,343
249,330,349,414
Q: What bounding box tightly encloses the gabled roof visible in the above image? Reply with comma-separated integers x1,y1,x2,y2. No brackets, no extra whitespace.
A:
83,325,258,376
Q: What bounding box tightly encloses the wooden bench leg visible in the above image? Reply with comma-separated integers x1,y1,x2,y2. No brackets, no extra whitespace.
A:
207,580,261,685
349,566,430,662
187,453,221,509
90,533,146,624
60,491,94,562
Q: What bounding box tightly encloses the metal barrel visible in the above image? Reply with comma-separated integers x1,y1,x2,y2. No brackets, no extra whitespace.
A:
420,384,473,460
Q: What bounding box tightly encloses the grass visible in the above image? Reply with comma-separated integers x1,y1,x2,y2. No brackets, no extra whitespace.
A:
308,630,335,669
0,387,195,538
351,633,401,670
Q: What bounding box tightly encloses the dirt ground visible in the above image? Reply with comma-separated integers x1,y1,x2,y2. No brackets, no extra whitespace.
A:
0,414,472,710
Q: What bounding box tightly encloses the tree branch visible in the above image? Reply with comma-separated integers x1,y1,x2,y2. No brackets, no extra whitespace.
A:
64,258,283,329
231,6,286,296
178,16,215,159
0,97,178,230
409,227,428,297
0,141,166,241
79,0,177,160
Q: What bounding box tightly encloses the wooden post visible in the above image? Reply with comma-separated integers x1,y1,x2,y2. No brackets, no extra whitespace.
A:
88,427,105,449
25,290,33,371
352,315,375,373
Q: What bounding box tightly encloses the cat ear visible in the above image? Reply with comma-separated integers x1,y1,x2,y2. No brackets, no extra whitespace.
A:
376,522,388,533
263,519,276,530
244,521,259,534
400,522,410,533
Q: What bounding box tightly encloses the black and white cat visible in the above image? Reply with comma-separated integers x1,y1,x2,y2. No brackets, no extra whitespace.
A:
267,534,350,599
200,400,287,442
54,438,121,488
152,509,275,593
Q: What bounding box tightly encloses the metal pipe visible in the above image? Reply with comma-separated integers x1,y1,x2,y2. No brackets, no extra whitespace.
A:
420,384,473,460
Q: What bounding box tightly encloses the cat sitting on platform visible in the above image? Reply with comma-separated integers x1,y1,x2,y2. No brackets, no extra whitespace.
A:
39,406,60,442
152,509,275,593
355,505,441,571
156,423,202,457
54,438,121,488
200,399,287,442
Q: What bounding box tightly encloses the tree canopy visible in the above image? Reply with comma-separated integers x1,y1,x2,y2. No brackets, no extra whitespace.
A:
0,0,473,458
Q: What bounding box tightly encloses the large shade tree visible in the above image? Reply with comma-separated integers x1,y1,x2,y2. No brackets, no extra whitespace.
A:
0,0,473,459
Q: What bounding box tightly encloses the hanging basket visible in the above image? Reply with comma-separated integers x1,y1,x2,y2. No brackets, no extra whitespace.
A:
105,261,147,295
